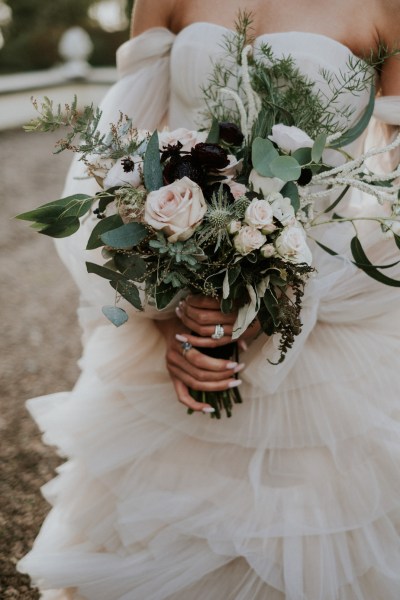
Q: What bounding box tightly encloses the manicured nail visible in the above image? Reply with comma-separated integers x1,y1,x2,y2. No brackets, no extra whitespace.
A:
228,379,242,388
175,306,182,318
227,361,238,369
175,334,188,342
179,300,185,308
233,363,245,374
202,407,215,413
239,340,248,352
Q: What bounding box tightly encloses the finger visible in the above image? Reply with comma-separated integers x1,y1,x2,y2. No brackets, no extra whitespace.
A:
185,295,221,309
168,348,244,381
169,363,242,393
175,341,244,372
181,301,236,326
176,332,234,348
172,377,214,413
176,307,234,338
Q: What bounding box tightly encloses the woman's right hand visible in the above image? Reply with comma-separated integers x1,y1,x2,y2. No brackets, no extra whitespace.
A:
155,317,244,414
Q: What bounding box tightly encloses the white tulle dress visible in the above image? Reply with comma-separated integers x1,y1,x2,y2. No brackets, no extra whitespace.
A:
18,24,400,600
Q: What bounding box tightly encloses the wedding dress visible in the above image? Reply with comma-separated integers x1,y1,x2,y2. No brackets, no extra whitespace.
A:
18,24,400,600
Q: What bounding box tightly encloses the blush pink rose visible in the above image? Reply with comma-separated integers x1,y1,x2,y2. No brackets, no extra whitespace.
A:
158,128,207,152
144,176,207,242
233,226,266,255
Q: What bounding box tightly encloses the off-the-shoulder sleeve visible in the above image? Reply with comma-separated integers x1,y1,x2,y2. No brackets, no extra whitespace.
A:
373,96,400,125
56,29,176,335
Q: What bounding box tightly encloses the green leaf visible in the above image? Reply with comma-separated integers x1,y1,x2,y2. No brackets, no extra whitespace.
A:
311,133,327,163
114,254,147,279
323,185,350,214
350,236,400,286
40,217,80,238
154,283,178,310
86,261,125,283
206,118,220,143
16,194,92,223
270,155,301,182
228,264,241,286
86,214,123,250
330,83,375,149
263,289,280,326
100,222,148,249
102,305,128,327
110,280,142,310
143,130,163,191
252,137,279,177
292,147,312,166
280,181,300,213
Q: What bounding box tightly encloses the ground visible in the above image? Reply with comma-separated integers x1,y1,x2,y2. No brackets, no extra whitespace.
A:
0,128,81,598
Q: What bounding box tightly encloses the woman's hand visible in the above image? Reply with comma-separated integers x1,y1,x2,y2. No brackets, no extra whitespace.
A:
175,295,261,350
155,316,244,414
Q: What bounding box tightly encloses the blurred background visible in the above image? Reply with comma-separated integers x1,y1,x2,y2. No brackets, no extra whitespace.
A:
0,1,134,598
0,0,134,72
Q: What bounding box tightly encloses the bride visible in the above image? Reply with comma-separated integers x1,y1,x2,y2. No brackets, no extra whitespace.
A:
18,0,400,598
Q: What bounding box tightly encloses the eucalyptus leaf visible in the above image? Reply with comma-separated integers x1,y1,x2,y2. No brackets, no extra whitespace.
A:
270,155,302,182
100,222,148,249
86,261,125,283
311,133,327,163
40,217,80,238
102,305,128,327
110,280,142,310
143,130,163,191
86,214,123,250
251,137,279,177
280,181,300,213
16,194,92,223
114,254,147,279
292,147,312,166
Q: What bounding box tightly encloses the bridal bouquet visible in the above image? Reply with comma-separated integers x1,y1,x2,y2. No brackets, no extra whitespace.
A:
18,16,400,417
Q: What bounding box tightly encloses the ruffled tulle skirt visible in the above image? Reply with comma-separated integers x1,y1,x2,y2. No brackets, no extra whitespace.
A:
17,306,400,600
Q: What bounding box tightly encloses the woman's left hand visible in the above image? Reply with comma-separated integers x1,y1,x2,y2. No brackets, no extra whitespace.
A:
175,295,261,349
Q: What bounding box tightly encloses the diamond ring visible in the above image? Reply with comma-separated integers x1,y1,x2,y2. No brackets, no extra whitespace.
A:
211,324,225,340
181,341,193,357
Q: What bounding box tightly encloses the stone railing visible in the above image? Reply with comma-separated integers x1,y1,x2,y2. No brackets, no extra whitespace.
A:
0,27,117,130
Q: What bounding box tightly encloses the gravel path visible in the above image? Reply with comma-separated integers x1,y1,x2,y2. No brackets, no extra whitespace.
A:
0,128,81,598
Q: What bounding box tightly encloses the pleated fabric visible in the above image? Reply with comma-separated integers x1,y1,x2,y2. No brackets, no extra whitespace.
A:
18,25,400,600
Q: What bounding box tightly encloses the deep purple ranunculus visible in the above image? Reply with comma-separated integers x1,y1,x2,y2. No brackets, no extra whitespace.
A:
219,122,244,146
191,143,230,169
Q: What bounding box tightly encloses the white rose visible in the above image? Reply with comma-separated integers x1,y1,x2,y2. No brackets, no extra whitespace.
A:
271,194,296,225
227,179,248,200
275,224,313,265
228,220,242,234
144,176,207,243
249,169,285,196
245,199,276,233
103,155,142,189
260,243,276,258
268,124,313,154
158,128,207,152
234,226,266,255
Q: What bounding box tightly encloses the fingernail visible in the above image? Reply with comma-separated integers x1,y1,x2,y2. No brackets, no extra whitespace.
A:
227,361,238,369
179,300,185,308
202,407,216,413
175,306,182,318
239,340,248,352
175,334,188,342
228,379,242,388
233,363,245,373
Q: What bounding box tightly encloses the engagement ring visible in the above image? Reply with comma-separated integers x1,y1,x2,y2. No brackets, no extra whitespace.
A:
181,341,192,357
211,324,225,340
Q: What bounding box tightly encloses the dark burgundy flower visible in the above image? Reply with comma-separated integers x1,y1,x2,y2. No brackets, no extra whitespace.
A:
297,168,313,186
160,141,183,163
121,157,135,172
219,122,244,146
191,143,229,169
163,155,205,186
